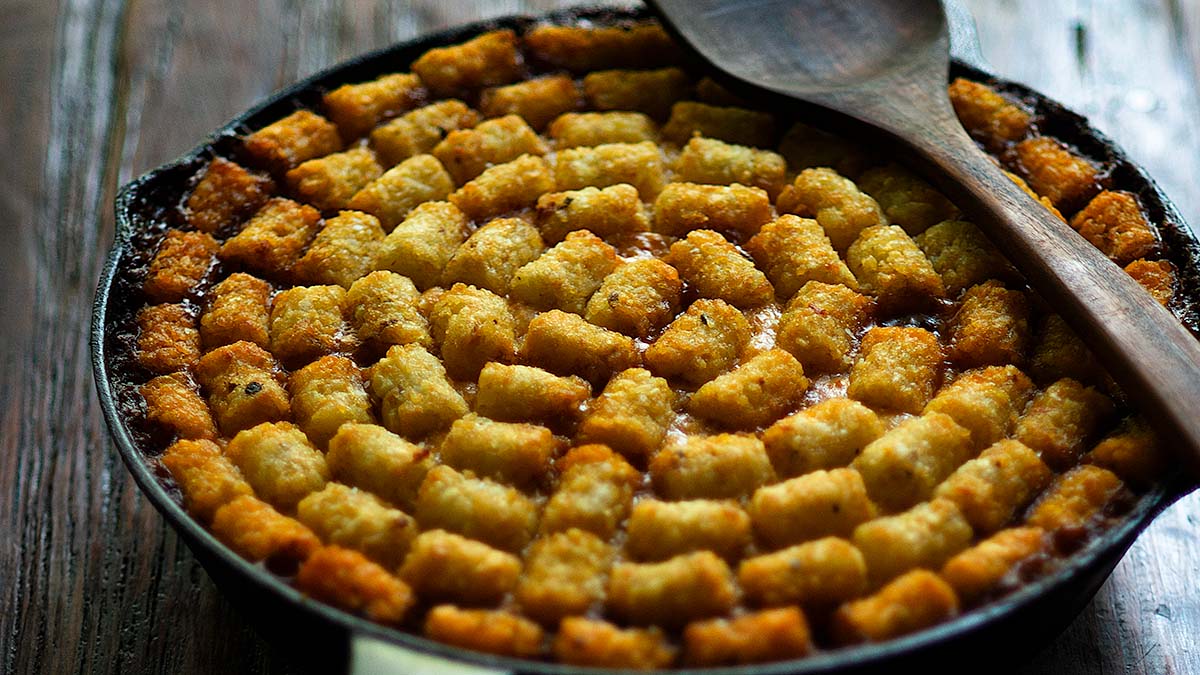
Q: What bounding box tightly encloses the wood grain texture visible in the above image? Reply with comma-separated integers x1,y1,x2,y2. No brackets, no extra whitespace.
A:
0,0,1194,673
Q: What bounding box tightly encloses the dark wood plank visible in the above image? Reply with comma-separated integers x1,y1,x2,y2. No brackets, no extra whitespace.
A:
0,1,1194,673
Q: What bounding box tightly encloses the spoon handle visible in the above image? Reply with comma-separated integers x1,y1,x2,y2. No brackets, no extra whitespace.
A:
918,124,1200,473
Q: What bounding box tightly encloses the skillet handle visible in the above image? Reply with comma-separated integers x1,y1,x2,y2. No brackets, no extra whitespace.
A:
349,635,515,675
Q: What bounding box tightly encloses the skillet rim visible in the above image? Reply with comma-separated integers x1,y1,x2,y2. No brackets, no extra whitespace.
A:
91,5,1197,673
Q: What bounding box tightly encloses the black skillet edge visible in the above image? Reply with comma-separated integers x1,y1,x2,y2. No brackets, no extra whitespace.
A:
92,5,1196,675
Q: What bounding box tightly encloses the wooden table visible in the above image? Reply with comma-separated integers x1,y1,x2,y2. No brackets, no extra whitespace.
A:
2,0,1197,672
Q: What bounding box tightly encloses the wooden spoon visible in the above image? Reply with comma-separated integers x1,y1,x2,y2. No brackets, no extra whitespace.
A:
647,0,1200,471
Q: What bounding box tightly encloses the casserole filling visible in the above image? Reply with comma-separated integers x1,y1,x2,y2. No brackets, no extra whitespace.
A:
125,20,1176,667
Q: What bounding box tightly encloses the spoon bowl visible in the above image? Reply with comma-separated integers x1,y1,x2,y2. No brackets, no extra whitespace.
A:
662,0,948,95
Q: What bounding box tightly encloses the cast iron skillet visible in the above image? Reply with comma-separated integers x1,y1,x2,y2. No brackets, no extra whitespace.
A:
91,4,1199,674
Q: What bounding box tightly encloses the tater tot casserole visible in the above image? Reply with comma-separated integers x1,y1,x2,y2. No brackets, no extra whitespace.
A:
113,14,1189,670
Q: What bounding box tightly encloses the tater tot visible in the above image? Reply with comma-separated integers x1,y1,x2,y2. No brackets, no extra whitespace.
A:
661,101,777,148
288,355,373,448
650,434,775,500
450,153,556,220
777,168,886,252
344,271,430,350
1015,378,1114,470
410,29,522,97
852,499,973,586
366,343,468,439
576,368,676,461
415,465,539,552
286,146,382,212
915,219,1013,297
185,157,273,234
626,499,752,561
398,529,521,605
831,570,959,644
297,483,417,568
553,617,677,669
778,121,874,179
243,110,342,174
141,373,218,441
1006,168,1067,220
608,551,737,626
136,303,201,374
941,527,1047,602
480,74,582,130
268,285,348,367
424,606,544,658
1027,465,1124,532
846,224,946,311
440,414,557,489
524,23,683,72
644,299,750,386
520,309,640,385
292,210,384,288
737,537,868,607
745,215,858,302
652,182,772,239
848,327,942,415
144,230,217,303
1069,190,1158,265
370,99,480,167
161,439,252,522
858,163,959,235
775,281,873,373
1085,417,1168,487
322,72,422,140
948,281,1031,368
1030,314,1101,385
554,141,666,199
442,217,544,295
674,136,787,198
200,273,272,349
509,230,619,314
584,258,682,338
540,444,640,538
428,283,517,379
749,469,876,547
1014,136,1101,213
374,200,469,290
1125,258,1176,307
220,197,321,277
582,68,692,121
763,398,885,478
295,546,414,624
683,608,812,666
934,439,1052,534
474,363,590,425
549,111,658,149
211,495,321,573
852,413,974,512
225,421,329,512
515,528,614,624
432,115,547,185
688,349,808,429
534,184,650,245
924,365,1035,449
194,341,290,435
668,229,774,308
326,423,431,512
346,154,454,231
947,78,1032,151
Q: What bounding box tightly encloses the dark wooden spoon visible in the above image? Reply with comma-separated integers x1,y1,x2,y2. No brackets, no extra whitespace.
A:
648,0,1200,472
